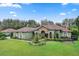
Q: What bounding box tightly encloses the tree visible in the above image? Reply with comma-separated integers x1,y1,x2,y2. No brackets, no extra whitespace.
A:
56,23,62,26
48,20,54,24
1,19,25,29
41,19,54,25
62,18,75,28
75,16,79,33
62,19,68,27
0,19,40,29
27,20,39,27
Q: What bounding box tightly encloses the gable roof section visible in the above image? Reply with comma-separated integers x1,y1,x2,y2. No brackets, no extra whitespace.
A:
36,24,70,32
43,24,63,30
1,28,16,32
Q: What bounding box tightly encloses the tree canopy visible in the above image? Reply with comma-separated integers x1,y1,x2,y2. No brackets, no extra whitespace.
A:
0,19,40,30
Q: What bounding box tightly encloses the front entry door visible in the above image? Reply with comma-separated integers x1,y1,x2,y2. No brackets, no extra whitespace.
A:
41,31,46,38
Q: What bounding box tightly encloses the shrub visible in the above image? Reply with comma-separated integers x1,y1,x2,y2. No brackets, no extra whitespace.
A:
0,32,7,40
33,34,39,43
30,33,46,46
72,30,78,36
71,30,78,40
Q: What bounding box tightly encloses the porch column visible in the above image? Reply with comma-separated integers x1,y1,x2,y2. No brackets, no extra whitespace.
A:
58,31,61,39
52,31,54,39
48,32,50,39
38,31,40,38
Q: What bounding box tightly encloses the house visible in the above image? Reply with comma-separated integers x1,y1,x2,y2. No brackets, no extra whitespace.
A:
1,24,71,40
13,24,71,40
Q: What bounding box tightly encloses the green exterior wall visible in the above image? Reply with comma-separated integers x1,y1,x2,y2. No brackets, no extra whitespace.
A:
48,31,54,38
13,30,71,40
13,32,33,39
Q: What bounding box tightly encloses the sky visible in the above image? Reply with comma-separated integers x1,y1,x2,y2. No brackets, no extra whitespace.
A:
0,3,79,23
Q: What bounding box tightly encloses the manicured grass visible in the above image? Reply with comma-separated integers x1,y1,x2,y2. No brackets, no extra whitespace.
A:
0,39,79,56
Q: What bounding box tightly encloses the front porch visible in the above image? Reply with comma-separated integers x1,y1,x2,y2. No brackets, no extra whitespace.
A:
33,30,71,40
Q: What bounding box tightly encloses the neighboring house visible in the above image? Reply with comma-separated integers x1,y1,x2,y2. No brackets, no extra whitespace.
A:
1,24,71,40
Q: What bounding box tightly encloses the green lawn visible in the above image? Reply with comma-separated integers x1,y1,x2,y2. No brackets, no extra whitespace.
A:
0,39,79,56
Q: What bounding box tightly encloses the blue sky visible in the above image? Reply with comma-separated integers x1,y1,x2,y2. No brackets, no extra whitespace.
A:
0,3,79,23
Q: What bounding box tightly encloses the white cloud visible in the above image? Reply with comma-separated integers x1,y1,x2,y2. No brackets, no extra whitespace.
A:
10,11,17,17
12,14,17,17
10,11,16,14
72,8,77,11
67,8,77,15
61,3,68,6
0,3,21,8
59,13,66,16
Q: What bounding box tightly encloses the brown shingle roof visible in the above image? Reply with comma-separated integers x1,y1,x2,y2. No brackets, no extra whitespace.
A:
1,24,70,32
43,24,63,30
16,24,70,32
16,27,36,32
1,28,16,32
37,24,70,32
